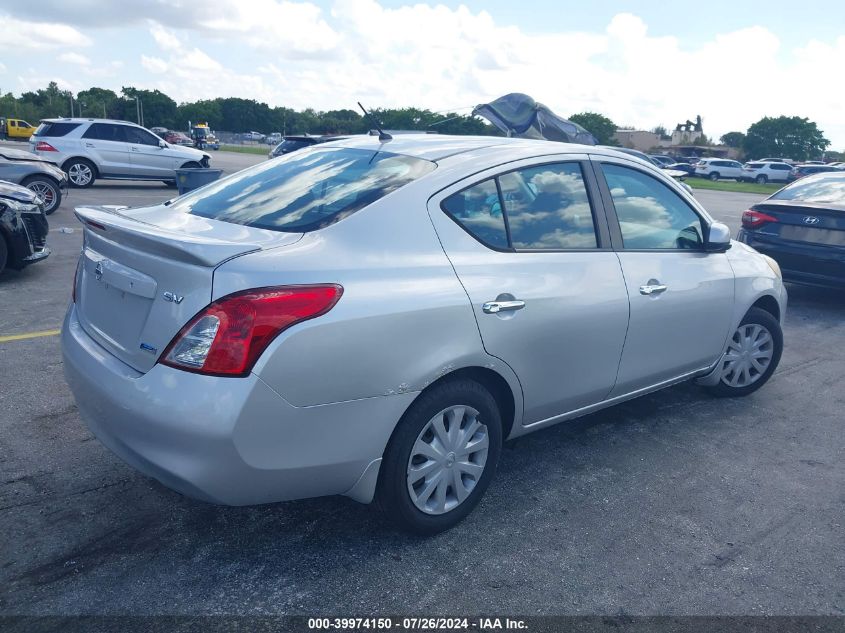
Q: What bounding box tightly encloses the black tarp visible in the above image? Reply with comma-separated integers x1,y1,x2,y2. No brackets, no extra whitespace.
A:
472,93,597,145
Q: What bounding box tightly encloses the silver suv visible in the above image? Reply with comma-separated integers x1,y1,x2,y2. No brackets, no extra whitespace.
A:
29,118,211,188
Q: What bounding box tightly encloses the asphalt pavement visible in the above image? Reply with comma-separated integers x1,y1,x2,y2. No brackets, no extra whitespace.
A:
1,147,843,618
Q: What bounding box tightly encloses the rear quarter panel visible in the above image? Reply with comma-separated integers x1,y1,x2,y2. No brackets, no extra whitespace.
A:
726,240,787,325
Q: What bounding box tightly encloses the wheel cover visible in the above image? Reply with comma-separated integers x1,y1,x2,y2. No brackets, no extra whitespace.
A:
68,163,92,185
719,323,774,388
406,405,489,515
27,182,56,209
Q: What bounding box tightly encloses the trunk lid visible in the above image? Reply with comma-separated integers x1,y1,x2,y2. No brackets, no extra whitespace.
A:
74,204,302,372
751,201,845,247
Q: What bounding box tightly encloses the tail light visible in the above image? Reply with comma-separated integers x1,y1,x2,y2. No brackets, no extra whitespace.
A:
160,285,343,377
35,141,58,152
742,210,778,229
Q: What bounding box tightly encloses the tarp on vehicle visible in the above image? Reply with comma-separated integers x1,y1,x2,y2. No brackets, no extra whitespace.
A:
472,93,597,145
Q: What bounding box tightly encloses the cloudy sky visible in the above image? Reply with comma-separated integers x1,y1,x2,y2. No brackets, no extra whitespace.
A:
1,0,843,148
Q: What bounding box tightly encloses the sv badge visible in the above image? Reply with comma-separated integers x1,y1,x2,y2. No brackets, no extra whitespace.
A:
162,291,185,304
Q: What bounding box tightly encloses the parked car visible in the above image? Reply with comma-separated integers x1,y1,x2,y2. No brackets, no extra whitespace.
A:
268,135,348,159
759,157,795,164
0,180,50,275
802,160,825,165
242,131,265,142
29,118,211,188
265,133,283,145
694,158,744,181
62,136,786,534
150,126,169,137
787,164,840,182
3,118,36,140
0,147,67,214
648,155,675,167
737,172,845,288
665,162,696,176
164,131,194,147
740,161,792,184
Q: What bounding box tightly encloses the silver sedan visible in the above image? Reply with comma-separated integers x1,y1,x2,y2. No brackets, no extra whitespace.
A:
62,135,786,534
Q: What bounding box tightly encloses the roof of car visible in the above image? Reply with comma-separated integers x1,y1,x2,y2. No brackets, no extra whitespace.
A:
39,117,140,126
321,133,644,163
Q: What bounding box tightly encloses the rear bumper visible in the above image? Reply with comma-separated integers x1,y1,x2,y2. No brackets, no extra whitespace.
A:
61,304,414,505
737,230,845,288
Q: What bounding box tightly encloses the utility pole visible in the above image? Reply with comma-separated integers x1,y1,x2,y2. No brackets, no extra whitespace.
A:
139,98,144,127
69,95,74,118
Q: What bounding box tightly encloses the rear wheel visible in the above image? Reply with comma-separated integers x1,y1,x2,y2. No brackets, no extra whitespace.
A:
706,307,783,397
709,172,720,181
755,174,768,184
0,236,7,275
65,158,96,188
376,379,502,534
22,176,61,214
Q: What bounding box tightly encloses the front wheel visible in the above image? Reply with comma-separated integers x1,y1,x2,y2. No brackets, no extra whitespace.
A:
706,307,783,397
756,175,768,184
709,172,720,181
22,176,61,214
376,379,502,534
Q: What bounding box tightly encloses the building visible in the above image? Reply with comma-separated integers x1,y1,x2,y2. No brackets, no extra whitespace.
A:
613,114,738,159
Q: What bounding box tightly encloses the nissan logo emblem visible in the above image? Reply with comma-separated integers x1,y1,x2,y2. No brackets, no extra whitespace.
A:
803,216,820,225
95,261,104,281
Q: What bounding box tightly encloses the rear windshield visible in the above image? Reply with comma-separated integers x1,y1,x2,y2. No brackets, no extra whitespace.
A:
746,163,764,168
770,175,845,205
34,122,80,137
275,139,311,153
172,147,436,232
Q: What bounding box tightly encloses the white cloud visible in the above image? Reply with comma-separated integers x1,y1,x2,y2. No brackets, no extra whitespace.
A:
58,52,91,66
0,15,91,50
0,61,6,74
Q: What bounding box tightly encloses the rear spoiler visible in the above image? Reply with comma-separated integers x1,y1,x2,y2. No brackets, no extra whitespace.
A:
74,206,261,267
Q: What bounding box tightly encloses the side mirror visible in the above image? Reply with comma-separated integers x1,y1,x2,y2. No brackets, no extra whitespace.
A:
705,221,732,252
159,140,167,148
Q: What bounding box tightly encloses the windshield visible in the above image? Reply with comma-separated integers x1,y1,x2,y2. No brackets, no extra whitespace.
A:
770,174,845,206
171,147,436,232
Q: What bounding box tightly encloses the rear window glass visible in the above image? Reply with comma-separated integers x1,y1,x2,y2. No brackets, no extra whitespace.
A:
770,175,845,205
275,139,310,153
172,147,435,233
34,122,80,137
746,163,764,168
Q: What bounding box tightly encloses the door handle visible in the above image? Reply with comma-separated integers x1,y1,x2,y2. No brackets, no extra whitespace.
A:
639,283,668,296
482,300,525,314
84,143,95,148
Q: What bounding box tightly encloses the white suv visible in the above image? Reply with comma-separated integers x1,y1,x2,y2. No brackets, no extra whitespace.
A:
694,158,744,181
29,118,211,188
740,162,792,184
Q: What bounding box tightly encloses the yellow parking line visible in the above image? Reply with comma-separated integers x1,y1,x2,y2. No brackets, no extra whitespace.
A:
0,329,61,343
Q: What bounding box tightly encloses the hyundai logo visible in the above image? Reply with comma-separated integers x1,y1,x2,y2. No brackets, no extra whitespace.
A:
803,216,820,225
94,261,104,281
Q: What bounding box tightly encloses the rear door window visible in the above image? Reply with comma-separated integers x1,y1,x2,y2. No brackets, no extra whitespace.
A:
498,163,598,249
82,123,127,142
172,147,436,233
442,179,509,249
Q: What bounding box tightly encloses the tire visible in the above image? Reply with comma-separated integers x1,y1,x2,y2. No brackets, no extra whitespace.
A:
22,176,61,215
0,235,7,275
180,161,202,169
375,379,503,535
705,307,783,398
755,175,768,184
709,172,720,181
64,158,96,188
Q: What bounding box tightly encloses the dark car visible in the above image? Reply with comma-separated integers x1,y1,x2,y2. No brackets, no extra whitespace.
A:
0,148,67,214
665,161,696,175
0,180,50,275
737,172,845,288
268,135,347,159
788,164,839,182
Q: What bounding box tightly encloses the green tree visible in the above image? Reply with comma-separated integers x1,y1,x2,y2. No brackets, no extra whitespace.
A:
743,116,829,161
76,87,117,119
569,112,618,145
720,131,745,148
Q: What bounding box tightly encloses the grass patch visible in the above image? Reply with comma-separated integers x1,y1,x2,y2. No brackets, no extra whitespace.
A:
217,144,270,155
686,177,781,195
